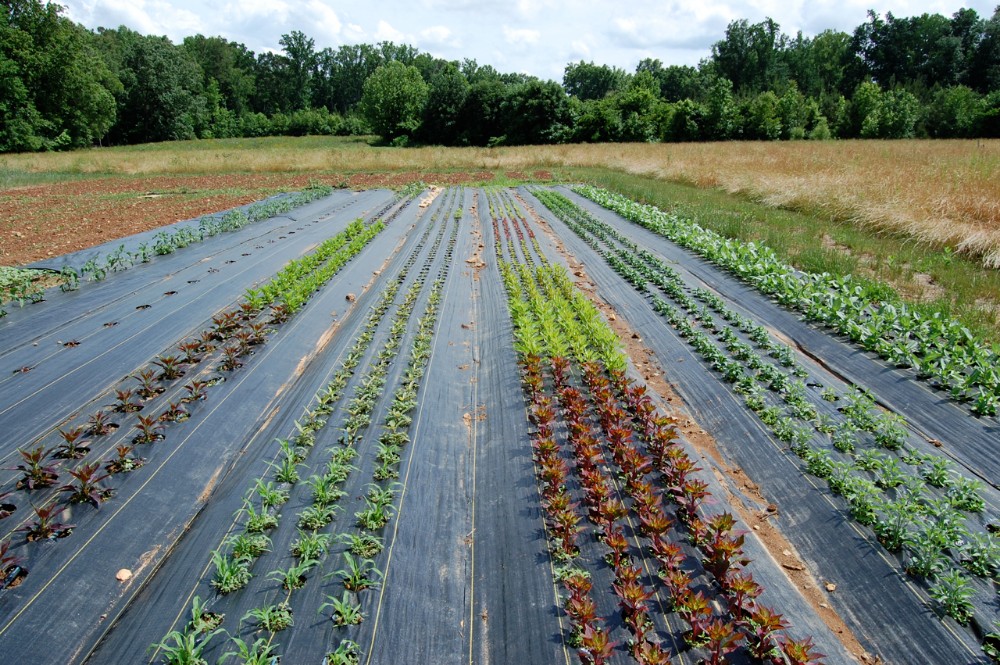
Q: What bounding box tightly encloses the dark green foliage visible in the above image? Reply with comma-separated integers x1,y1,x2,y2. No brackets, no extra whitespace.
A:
97,26,206,144
3,1,1000,152
0,0,118,151
359,60,428,141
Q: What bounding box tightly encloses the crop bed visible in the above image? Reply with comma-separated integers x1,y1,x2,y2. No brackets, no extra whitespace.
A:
0,185,996,664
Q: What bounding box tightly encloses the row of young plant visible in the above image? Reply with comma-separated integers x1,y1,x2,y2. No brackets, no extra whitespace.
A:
167,279,417,665
152,187,458,665
71,187,337,288
0,215,388,596
243,218,384,317
573,186,1000,418
0,267,49,317
533,189,998,630
492,200,823,664
0,187,339,313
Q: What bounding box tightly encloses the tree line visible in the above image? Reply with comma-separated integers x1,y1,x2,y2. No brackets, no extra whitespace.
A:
2,0,999,152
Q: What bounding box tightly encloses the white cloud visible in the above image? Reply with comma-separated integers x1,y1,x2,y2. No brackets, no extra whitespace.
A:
288,0,341,44
420,25,453,44
221,0,291,24
502,25,540,46
569,39,591,60
343,22,366,41
59,0,1000,80
374,19,405,42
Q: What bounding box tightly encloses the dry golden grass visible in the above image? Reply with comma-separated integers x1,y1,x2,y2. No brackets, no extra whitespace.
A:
4,137,1000,266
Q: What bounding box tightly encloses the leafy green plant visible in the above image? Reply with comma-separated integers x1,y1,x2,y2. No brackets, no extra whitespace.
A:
332,552,382,592
220,636,277,665
308,474,346,506
906,526,950,578
947,476,985,513
355,500,394,530
242,502,278,533
273,453,301,485
291,530,331,560
831,426,857,453
929,569,975,624
268,558,318,591
298,503,339,530
243,601,293,632
872,495,915,551
344,532,384,558
210,550,251,594
325,640,360,665
984,621,1000,663
186,596,224,634
960,533,1000,578
229,532,271,561
152,624,225,665
320,591,365,626
255,479,289,509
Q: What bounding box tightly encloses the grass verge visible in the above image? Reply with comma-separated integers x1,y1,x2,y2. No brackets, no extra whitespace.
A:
570,167,1000,343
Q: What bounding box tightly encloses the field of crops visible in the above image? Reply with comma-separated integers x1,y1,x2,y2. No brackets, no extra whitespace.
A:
0,184,996,664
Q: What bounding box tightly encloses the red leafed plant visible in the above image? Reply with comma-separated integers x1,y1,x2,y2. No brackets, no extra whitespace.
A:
114,387,143,413
702,514,749,583
675,588,713,645
564,594,597,628
20,504,74,541
154,354,185,381
617,447,652,489
7,446,60,490
177,340,203,364
631,638,670,665
0,491,14,519
742,605,789,659
133,414,164,443
54,426,90,459
629,479,662,516
701,617,741,665
594,497,628,533
133,368,161,399
778,635,825,665
550,356,572,388
562,571,592,600
1,538,27,588
650,537,685,574
724,571,762,619
677,479,711,524
662,450,701,488
660,567,693,603
60,462,112,508
87,410,116,436
578,623,616,665
603,527,630,569
159,400,188,423
639,508,673,538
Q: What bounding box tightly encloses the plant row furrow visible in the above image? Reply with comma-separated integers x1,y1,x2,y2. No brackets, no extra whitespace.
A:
0,213,386,598
493,205,822,665
152,186,461,665
574,186,1000,418
533,189,998,634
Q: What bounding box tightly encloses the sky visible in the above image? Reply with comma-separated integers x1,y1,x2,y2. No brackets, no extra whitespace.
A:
60,0,999,81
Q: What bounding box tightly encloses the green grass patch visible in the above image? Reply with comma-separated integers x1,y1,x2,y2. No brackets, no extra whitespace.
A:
567,167,1000,342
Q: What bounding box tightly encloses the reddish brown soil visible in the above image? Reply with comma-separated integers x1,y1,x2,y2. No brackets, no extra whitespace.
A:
1,171,552,267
